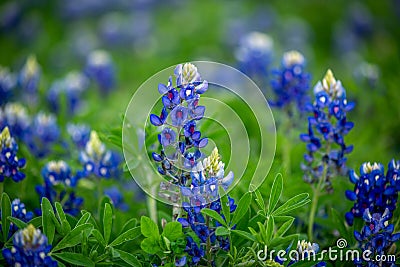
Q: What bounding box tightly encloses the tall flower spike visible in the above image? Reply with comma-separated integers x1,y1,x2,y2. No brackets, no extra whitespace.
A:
270,50,311,115
79,130,122,179
36,160,83,216
2,224,58,267
0,126,26,182
345,160,399,226
300,69,355,193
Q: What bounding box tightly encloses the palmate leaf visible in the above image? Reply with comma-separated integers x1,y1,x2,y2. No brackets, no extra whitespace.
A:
162,222,183,241
272,193,310,216
52,223,93,252
110,226,141,247
140,216,159,239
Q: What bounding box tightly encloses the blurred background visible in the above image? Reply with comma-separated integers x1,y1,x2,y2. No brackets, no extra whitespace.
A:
1,0,399,247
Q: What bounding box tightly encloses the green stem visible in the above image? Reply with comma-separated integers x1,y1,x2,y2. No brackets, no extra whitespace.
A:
308,164,327,241
206,216,212,267
0,182,3,196
147,194,158,223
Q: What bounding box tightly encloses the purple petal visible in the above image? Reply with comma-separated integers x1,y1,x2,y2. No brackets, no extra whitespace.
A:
150,114,163,126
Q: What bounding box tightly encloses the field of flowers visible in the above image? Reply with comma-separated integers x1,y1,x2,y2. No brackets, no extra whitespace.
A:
0,1,400,266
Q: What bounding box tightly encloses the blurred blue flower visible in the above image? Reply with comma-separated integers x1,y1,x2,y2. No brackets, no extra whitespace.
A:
36,160,83,216
67,123,91,149
300,70,354,193
79,131,122,179
18,55,41,104
24,112,60,158
104,186,129,211
270,50,311,114
235,31,274,83
47,71,89,115
0,126,26,182
0,102,30,139
2,224,58,267
0,66,17,105
345,160,399,226
85,50,115,94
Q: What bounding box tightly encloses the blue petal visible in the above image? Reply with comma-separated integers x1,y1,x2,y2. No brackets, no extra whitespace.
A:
150,114,163,126
158,83,169,94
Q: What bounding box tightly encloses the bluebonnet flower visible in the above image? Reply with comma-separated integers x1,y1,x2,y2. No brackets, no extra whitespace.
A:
150,63,209,185
24,112,60,158
104,186,129,211
270,50,311,114
345,160,399,226
288,240,326,267
79,131,122,179
0,66,17,105
67,123,91,149
353,209,400,267
235,31,274,82
300,70,355,193
0,126,26,182
18,55,41,102
0,198,34,239
36,160,83,216
47,71,89,115
2,224,58,267
0,102,30,139
85,50,115,94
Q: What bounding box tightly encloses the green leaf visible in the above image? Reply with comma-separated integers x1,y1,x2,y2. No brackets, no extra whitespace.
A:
269,234,299,251
53,252,95,267
55,202,71,234
257,222,267,244
28,216,42,228
201,208,227,227
272,193,310,216
267,174,283,215
220,191,231,224
140,236,161,254
110,226,141,247
162,222,182,241
119,218,138,235
52,223,93,252
91,229,106,247
265,216,274,244
41,197,56,244
1,193,11,242
140,216,159,238
215,226,230,236
232,192,252,225
231,229,256,242
76,212,91,228
275,216,295,237
103,203,113,244
99,196,112,233
254,189,266,212
114,249,142,267
7,216,27,229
